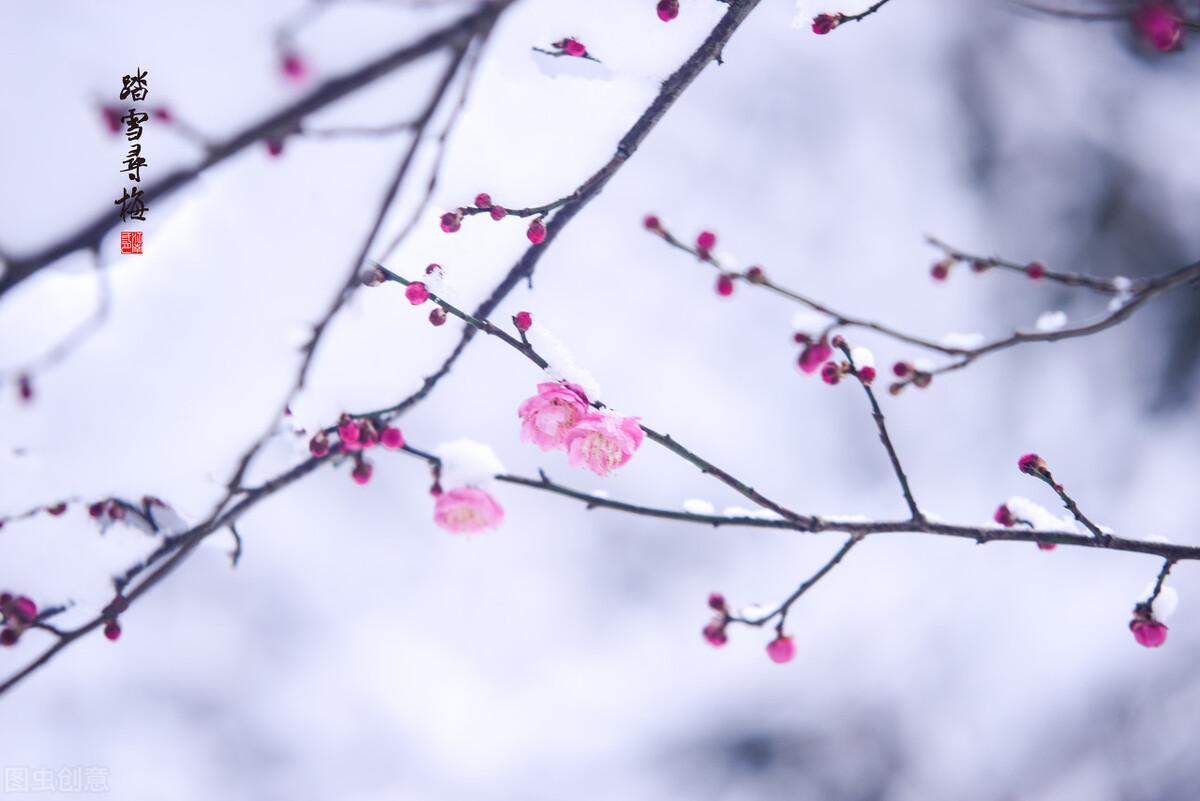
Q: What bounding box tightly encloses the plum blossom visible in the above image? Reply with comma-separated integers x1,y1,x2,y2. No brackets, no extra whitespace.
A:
564,412,645,476
434,487,505,534
518,382,590,451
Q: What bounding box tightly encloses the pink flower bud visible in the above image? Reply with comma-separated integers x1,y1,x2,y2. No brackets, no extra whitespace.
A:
406,282,430,305
352,460,373,486
746,266,765,282
912,372,932,389
1133,2,1183,51
380,426,405,449
88,501,106,518
643,214,661,231
766,635,796,664
12,596,37,624
715,274,735,296
1018,453,1047,476
971,259,989,273
425,262,443,278
859,365,877,384
109,504,126,521
474,193,492,209
265,138,285,158
1026,262,1046,280
702,621,727,647
440,210,463,233
18,374,33,402
310,432,331,458
892,361,911,378
812,13,840,34
0,629,18,646
514,311,533,332
490,205,508,221
281,51,308,81
821,361,842,385
696,230,717,253
561,38,588,57
104,620,122,641
994,504,1014,527
527,218,547,245
338,418,361,444
798,340,833,374
1037,542,1057,552
47,503,67,517
1130,618,1168,647
429,307,447,326
931,260,951,281
657,0,680,22
707,592,726,611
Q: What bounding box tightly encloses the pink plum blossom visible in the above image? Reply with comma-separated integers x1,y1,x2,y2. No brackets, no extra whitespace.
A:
563,412,645,476
434,487,505,534
518,382,590,451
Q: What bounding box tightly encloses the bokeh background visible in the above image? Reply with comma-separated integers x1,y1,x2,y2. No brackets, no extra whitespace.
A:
2,1,1198,798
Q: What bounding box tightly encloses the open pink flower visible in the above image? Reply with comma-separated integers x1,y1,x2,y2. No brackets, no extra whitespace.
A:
518,382,590,451
434,487,505,534
564,412,644,476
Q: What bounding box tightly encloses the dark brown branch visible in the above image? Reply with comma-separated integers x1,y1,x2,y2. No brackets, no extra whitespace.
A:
836,340,922,521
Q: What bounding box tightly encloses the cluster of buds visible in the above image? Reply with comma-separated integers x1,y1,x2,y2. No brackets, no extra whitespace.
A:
811,13,844,34
441,194,548,245
701,593,797,664
816,336,876,386
656,0,680,22
888,361,933,395
930,252,1045,282
644,218,765,296
702,592,729,647
1133,1,1184,51
309,415,406,486
0,593,38,646
1129,602,1169,648
88,498,129,522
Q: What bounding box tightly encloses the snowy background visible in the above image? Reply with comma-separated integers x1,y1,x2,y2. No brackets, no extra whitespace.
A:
1,0,1199,799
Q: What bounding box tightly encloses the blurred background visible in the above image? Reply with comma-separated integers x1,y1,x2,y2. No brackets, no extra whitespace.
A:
1,0,1198,798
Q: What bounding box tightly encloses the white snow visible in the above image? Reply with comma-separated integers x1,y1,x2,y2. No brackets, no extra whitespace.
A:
791,308,829,333
1140,582,1179,620
525,324,601,401
850,346,875,368
940,332,986,349
434,439,505,488
1035,310,1068,332
1004,496,1079,533
683,498,715,515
